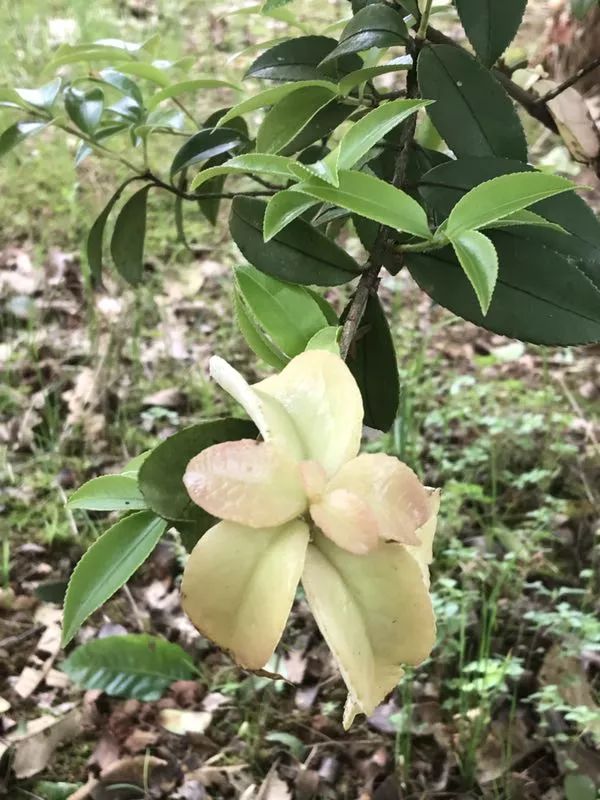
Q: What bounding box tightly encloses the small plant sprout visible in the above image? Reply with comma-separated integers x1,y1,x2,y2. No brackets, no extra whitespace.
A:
181,350,440,728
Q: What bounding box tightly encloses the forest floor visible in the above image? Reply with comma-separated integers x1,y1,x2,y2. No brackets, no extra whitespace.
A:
1,1,599,799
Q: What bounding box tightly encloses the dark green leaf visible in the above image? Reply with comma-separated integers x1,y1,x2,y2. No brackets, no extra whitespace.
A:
570,0,598,18
418,156,600,291
61,634,196,700
35,580,68,605
342,294,399,431
0,121,49,158
171,127,247,177
64,87,104,135
321,4,408,65
86,177,139,286
14,78,61,110
257,86,336,154
230,197,362,286
455,0,527,66
62,512,167,645
280,101,353,155
406,234,600,345
68,475,147,511
98,68,144,105
110,186,150,286
138,418,257,524
234,263,330,357
417,45,527,161
245,36,362,82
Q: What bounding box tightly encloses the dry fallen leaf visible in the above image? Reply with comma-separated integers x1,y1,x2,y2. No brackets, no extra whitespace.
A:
159,708,212,735
1,708,82,779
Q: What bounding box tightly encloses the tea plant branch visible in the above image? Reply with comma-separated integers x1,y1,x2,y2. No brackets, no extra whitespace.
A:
339,53,420,360
536,55,600,104
142,171,277,201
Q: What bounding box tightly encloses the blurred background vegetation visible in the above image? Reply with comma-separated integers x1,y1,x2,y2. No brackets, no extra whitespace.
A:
1,1,599,798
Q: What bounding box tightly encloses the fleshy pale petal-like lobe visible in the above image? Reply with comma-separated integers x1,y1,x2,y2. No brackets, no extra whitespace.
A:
182,519,309,669
310,489,379,555
302,533,436,728
184,439,307,528
328,453,431,545
256,350,363,476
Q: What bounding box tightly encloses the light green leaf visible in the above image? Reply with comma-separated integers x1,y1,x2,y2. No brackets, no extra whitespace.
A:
62,512,167,645
86,176,140,285
98,69,143,104
61,634,196,700
190,153,294,191
234,263,329,358
15,78,61,110
446,172,577,237
299,98,430,185
482,209,568,234
114,62,172,87
68,475,146,511
264,190,318,241
338,57,412,95
217,80,337,128
110,186,151,286
121,450,151,478
146,78,241,110
450,229,499,314
256,86,337,154
305,325,340,354
234,288,289,369
294,170,431,239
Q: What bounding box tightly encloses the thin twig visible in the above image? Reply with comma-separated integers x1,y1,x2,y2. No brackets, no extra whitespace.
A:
537,55,600,104
143,171,276,201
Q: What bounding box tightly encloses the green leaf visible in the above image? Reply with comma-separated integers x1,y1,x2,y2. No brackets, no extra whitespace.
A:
338,56,412,95
216,80,337,127
570,0,598,18
450,229,498,314
110,186,150,286
482,209,568,234
138,418,257,524
320,4,408,65
0,121,49,158
264,190,318,240
341,294,399,431
564,774,597,800
68,475,147,511
171,127,247,177
299,98,429,185
64,87,104,135
406,235,600,345
98,68,144,105
146,78,241,110
33,782,80,800
455,0,527,66
61,634,196,700
294,170,431,239
417,45,527,161
86,177,140,286
280,101,353,155
305,325,340,354
245,36,362,82
234,263,330,357
115,62,172,87
14,78,61,110
256,86,336,154
445,172,576,238
62,512,167,645
230,197,362,286
234,288,289,369
190,153,294,191
418,156,600,291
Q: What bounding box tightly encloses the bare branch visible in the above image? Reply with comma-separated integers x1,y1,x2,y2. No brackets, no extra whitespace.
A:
537,55,600,104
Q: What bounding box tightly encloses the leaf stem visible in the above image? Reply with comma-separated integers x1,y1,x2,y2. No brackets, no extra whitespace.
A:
142,171,276,201
417,0,435,40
